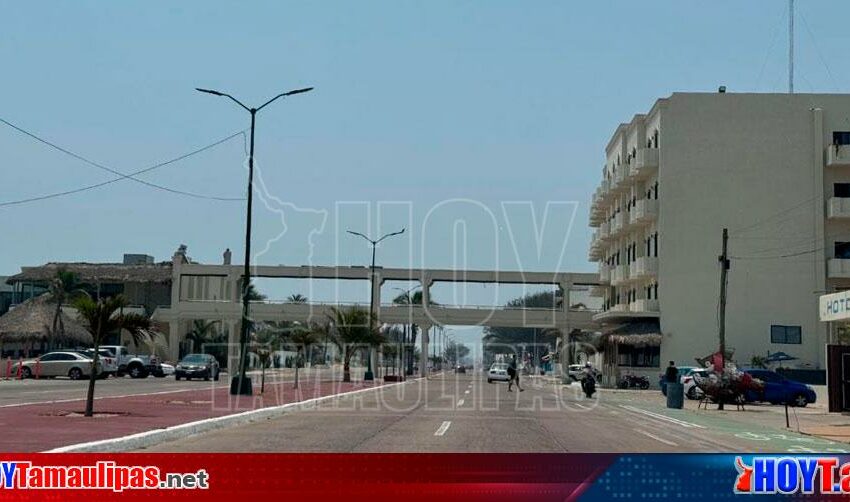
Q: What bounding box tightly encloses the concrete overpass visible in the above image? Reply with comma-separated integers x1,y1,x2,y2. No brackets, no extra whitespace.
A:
153,256,599,376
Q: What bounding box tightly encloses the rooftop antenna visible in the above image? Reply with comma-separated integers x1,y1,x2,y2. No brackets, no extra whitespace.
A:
789,0,794,93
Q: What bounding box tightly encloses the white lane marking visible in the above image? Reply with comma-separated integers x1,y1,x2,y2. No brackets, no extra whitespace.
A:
456,399,465,407
619,405,705,429
635,429,678,446
434,421,452,436
464,390,470,394
574,403,590,410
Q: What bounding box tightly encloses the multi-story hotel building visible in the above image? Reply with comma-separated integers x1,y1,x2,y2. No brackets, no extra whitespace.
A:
589,92,850,383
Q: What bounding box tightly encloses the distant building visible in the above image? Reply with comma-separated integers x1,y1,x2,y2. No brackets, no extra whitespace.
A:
588,92,850,384
0,277,13,316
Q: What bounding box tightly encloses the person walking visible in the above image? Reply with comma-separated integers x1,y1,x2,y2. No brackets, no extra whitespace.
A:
507,355,524,392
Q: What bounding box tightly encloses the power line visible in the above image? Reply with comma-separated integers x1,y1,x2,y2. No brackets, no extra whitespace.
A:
729,195,818,236
730,247,822,260
0,117,247,203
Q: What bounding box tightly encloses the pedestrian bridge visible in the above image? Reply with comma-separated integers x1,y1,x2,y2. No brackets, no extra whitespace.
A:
152,261,600,374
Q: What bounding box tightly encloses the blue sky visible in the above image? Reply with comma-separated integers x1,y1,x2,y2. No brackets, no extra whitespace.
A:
1,0,847,295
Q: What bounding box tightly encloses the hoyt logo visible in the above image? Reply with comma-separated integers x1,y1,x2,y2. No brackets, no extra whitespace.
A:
735,456,850,495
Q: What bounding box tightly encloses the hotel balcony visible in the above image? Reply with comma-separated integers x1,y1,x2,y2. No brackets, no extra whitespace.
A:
828,258,850,279
629,299,660,314
827,145,850,167
610,213,625,237
827,197,850,219
592,302,631,322
629,256,658,280
611,164,630,193
611,264,630,286
598,264,611,284
589,187,607,226
632,148,659,179
629,198,658,226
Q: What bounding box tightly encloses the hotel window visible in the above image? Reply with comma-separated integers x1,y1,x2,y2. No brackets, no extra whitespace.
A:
836,242,850,259
835,183,850,198
770,325,801,344
833,131,850,145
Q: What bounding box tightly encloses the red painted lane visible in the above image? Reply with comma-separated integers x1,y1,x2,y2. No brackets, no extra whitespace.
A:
0,379,385,452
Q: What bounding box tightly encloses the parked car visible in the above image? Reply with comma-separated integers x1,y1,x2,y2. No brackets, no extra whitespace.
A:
742,369,817,407
159,363,175,376
487,363,510,383
76,349,118,377
12,351,104,380
659,366,697,396
568,364,600,381
100,345,164,378
175,354,220,381
682,369,710,400
455,365,466,374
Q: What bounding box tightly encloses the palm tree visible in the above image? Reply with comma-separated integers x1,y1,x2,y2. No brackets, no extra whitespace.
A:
286,294,308,304
73,294,155,417
393,290,426,375
185,320,222,355
288,323,318,389
326,306,382,382
48,269,85,350
252,325,283,394
246,284,266,302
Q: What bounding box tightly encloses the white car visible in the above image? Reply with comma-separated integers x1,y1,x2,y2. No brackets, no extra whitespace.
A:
159,363,175,376
487,363,511,383
683,368,710,400
76,349,118,377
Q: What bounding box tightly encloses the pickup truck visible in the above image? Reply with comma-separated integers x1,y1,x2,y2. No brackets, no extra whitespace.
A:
100,345,164,378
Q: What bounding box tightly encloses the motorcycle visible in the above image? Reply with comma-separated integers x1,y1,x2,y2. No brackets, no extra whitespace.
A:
580,374,597,398
617,374,650,390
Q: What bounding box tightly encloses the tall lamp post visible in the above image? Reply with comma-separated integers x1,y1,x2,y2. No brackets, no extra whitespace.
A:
197,86,313,395
347,228,405,380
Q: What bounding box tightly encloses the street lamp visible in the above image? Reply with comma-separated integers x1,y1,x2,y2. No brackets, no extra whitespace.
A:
347,228,405,380
197,86,313,395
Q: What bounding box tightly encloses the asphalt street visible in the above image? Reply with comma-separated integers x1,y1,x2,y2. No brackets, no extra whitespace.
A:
0,368,335,408
138,372,848,453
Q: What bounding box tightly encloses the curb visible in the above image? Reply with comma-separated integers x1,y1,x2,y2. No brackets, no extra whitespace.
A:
45,378,418,453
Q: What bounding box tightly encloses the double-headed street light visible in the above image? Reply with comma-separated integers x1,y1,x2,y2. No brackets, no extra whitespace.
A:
347,228,405,380
197,86,313,395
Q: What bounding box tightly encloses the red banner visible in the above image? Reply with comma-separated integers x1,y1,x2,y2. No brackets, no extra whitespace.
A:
0,453,615,501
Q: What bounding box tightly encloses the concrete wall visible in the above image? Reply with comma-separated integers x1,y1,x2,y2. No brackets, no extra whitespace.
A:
656,93,850,370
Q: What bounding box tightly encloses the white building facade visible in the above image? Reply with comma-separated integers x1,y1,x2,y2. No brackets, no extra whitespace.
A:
589,92,850,381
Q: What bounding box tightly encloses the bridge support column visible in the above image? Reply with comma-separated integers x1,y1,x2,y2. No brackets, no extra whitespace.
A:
420,324,431,377
225,320,239,371
167,321,182,362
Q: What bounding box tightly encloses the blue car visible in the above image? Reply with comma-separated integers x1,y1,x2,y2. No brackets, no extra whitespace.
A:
742,369,817,407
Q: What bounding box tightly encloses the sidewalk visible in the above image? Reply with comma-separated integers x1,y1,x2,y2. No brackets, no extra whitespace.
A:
1,375,385,452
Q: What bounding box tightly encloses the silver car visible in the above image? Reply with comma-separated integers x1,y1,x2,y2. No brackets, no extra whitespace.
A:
13,351,104,380
487,363,511,383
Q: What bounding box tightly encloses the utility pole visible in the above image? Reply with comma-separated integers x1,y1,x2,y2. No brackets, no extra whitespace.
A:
789,0,794,94
718,228,730,410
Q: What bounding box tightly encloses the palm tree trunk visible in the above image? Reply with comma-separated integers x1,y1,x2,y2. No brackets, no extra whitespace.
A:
261,364,266,394
50,301,62,351
294,351,300,389
343,348,351,382
85,337,100,417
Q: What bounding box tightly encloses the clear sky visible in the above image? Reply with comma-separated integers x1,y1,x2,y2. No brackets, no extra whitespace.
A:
1,1,847,308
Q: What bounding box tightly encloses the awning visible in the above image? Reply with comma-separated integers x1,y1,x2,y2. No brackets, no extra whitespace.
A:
602,321,661,347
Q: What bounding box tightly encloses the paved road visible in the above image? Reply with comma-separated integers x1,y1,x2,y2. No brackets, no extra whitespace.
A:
0,368,345,407
139,372,848,453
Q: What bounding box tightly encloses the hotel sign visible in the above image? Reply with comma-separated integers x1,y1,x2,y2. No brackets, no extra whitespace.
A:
820,291,850,322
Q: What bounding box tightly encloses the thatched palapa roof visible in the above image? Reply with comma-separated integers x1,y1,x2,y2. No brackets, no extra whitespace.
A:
0,294,92,345
6,262,173,286
602,321,662,347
